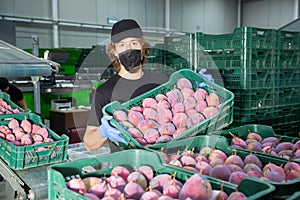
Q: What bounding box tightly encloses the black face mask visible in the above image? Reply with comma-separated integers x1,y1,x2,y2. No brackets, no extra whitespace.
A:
118,49,142,73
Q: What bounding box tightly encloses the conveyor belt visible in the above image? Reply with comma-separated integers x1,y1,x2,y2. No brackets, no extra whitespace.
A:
0,40,53,77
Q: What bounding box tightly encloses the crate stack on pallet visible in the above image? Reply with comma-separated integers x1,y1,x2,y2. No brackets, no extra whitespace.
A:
271,31,300,136
196,27,300,136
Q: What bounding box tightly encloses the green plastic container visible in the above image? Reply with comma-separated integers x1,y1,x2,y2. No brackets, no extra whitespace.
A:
286,191,300,200
217,68,276,90
208,124,300,164
197,27,279,50
278,49,300,69
48,149,275,200
0,92,24,114
276,68,300,88
0,113,69,170
278,31,300,50
231,88,276,109
276,86,300,106
233,107,276,123
102,69,234,150
158,134,299,199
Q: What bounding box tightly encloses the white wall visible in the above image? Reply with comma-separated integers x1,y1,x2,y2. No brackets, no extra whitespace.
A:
0,0,166,49
0,0,297,49
170,0,238,34
242,0,296,29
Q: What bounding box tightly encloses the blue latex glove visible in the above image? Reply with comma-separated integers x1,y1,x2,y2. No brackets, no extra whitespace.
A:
197,68,214,88
98,115,128,144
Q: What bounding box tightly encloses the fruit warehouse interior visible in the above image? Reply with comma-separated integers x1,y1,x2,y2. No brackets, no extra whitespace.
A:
0,0,299,199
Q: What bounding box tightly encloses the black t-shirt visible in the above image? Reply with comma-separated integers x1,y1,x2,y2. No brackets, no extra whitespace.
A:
87,70,169,126
7,84,24,104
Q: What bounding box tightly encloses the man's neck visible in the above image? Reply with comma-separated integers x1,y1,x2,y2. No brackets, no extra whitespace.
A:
118,67,144,80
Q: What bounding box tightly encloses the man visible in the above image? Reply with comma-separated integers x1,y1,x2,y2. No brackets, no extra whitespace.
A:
0,77,27,110
84,19,168,151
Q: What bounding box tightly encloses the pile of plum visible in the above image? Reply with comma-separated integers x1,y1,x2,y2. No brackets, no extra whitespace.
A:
229,131,300,161
0,98,20,114
66,165,247,200
113,78,221,145
163,146,300,184
0,117,53,147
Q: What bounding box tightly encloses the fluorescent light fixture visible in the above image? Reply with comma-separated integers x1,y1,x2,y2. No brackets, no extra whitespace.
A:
81,24,101,29
32,19,52,24
59,22,81,27
107,17,119,25
101,26,112,30
5,16,31,22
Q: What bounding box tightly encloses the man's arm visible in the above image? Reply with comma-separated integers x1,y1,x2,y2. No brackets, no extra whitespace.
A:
83,125,107,151
16,98,27,110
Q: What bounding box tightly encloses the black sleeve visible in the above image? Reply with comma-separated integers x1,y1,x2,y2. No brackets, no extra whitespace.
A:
8,84,23,102
86,86,111,127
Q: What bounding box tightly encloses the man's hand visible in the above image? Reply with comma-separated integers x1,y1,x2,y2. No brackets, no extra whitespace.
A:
98,115,128,144
197,68,214,88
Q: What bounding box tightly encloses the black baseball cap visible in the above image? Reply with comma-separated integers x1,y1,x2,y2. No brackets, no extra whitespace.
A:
111,19,143,43
0,77,9,90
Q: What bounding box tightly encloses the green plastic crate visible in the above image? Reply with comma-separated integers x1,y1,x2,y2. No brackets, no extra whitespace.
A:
275,86,300,106
0,113,69,170
278,31,300,50
218,48,278,63
159,134,299,199
270,118,300,138
102,69,234,150
286,191,300,200
275,103,300,118
276,68,300,88
48,149,275,200
278,49,300,68
231,88,276,109
218,68,276,90
198,52,277,70
233,107,277,123
0,92,24,114
197,27,279,50
208,124,300,164
228,119,300,138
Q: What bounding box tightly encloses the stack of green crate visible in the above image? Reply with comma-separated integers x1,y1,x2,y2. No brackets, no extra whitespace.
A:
271,31,300,136
197,27,280,129
148,43,166,65
147,44,176,76
164,33,194,71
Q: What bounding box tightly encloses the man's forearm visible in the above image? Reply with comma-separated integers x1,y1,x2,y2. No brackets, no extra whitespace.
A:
17,99,27,110
83,125,107,151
